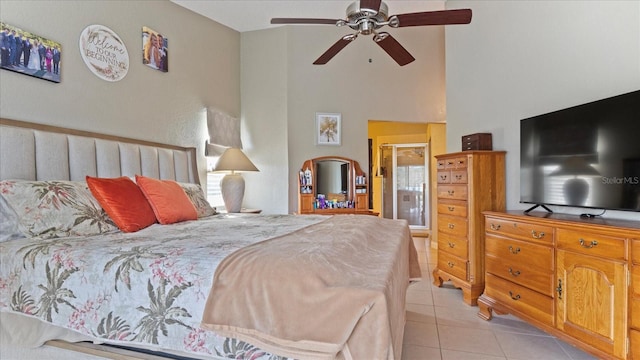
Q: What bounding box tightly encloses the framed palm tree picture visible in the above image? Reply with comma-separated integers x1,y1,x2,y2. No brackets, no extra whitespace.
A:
316,112,341,146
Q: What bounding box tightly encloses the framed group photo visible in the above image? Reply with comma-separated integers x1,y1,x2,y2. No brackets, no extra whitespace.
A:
1,22,62,83
315,112,341,146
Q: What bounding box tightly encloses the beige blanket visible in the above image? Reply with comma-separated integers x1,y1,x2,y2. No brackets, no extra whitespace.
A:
201,215,421,360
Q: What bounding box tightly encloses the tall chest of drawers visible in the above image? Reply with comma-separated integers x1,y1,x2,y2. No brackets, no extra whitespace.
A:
479,211,640,360
432,151,506,305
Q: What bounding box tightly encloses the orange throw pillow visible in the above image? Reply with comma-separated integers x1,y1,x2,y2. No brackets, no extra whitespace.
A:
135,175,198,225
86,176,157,232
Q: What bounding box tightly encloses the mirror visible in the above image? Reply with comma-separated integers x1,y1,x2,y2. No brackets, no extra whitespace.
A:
316,159,349,201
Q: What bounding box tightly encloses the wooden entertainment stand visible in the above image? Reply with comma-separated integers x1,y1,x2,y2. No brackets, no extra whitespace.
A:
478,211,640,359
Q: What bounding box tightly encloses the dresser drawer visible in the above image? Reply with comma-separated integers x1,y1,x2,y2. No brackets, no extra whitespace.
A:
437,170,451,184
485,217,553,244
556,229,626,261
436,159,446,170
451,170,468,184
484,273,554,326
439,214,468,238
438,232,468,259
437,251,468,281
437,200,467,218
443,156,468,169
437,185,468,201
486,254,554,296
485,235,553,272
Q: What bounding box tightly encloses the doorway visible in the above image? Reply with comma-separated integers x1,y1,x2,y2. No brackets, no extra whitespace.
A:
380,143,429,229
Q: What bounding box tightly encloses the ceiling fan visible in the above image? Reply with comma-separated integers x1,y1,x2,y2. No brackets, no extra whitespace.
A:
271,0,472,66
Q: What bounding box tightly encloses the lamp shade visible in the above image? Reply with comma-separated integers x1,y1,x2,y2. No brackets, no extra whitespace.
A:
214,148,259,173
214,148,258,213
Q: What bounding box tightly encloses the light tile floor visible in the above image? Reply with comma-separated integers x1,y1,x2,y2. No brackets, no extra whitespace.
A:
403,237,597,360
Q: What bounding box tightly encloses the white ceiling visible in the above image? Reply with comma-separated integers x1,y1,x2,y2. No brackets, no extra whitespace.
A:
171,0,446,33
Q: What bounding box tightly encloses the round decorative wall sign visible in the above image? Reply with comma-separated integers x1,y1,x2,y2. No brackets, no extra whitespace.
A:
79,25,129,82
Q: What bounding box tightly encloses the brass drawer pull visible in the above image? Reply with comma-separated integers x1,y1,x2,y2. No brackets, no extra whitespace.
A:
556,279,562,299
579,239,598,248
490,223,501,231
448,242,455,248
509,291,521,301
508,268,521,277
508,245,520,254
531,230,545,239
447,206,455,211
440,175,447,180
457,160,465,165
447,261,455,268
455,175,463,180
447,161,454,166
447,190,455,196
448,223,455,229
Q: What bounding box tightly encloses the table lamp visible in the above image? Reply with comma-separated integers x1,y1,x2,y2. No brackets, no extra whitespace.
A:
214,148,259,213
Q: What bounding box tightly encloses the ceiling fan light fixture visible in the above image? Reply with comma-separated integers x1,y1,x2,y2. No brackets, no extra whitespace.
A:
346,1,389,33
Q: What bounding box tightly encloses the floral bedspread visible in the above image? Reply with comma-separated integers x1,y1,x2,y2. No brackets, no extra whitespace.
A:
0,214,328,359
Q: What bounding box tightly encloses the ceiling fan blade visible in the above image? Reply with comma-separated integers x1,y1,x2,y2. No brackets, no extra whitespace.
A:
394,9,472,27
313,34,357,65
373,32,415,66
271,18,341,25
360,0,382,12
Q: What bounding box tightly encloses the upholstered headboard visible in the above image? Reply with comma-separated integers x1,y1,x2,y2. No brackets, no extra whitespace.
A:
0,118,199,184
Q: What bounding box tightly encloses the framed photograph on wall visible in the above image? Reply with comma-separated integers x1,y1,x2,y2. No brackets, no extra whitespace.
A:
316,112,341,146
142,26,167,72
1,22,61,83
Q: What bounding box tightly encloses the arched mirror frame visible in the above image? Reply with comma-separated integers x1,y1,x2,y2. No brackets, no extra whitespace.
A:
298,156,372,215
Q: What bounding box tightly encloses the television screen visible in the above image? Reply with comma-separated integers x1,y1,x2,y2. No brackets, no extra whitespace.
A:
520,90,640,212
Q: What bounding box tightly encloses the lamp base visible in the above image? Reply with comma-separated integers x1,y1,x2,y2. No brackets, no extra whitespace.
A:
220,173,245,213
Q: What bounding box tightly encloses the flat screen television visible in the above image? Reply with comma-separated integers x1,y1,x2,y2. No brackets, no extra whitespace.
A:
520,90,640,212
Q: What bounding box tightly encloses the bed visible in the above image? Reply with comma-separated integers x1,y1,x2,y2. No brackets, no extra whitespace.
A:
0,118,421,360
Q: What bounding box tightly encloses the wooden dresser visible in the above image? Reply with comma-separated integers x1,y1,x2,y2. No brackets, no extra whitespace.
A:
479,211,640,360
432,151,505,305
298,156,377,216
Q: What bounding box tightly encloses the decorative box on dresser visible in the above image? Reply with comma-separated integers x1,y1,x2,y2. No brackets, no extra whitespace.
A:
478,211,640,360
432,151,506,306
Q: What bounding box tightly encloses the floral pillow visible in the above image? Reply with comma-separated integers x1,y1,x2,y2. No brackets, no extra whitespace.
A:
0,180,119,239
178,182,217,218
0,195,25,242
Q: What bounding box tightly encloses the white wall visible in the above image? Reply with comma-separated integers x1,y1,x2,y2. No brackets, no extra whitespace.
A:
0,0,240,187
240,27,289,214
446,0,640,221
